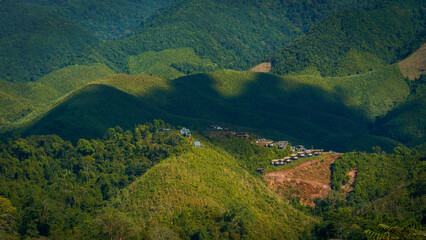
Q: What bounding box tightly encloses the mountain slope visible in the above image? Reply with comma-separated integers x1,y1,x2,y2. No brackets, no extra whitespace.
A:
375,93,426,146
21,0,178,40
79,0,373,74
270,0,425,76
22,84,173,142
111,146,314,239
20,70,405,151
0,79,61,125
0,0,99,82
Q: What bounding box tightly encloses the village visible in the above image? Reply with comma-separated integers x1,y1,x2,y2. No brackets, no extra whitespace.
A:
176,125,325,173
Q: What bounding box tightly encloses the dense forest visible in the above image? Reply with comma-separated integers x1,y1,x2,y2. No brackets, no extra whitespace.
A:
1,120,425,239
270,0,425,76
0,121,191,239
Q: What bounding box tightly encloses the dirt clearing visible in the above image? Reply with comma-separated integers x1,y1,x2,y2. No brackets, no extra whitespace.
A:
265,153,341,207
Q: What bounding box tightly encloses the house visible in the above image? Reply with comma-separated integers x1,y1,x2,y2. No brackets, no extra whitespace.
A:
276,141,289,149
256,168,265,174
180,127,191,137
193,141,202,147
236,132,249,138
208,125,223,130
158,128,172,132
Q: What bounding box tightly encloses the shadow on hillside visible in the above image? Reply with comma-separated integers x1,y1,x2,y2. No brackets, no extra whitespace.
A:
22,72,402,152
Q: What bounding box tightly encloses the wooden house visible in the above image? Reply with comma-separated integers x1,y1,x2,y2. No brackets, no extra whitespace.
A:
256,168,265,174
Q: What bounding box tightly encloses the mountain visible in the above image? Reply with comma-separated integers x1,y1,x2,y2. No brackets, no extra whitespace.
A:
20,70,407,151
109,146,314,239
79,0,373,75
20,0,178,40
270,0,425,76
0,0,99,82
0,79,61,125
375,93,426,146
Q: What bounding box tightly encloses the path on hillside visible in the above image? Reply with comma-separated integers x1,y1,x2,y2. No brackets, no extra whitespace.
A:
265,153,341,206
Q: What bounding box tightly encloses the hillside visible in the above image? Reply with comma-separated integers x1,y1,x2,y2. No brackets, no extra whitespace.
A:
375,93,426,146
270,0,425,77
111,146,314,239
0,1,99,82
0,79,61,125
37,63,115,94
79,0,373,75
398,43,426,80
19,70,406,152
21,0,177,40
288,64,410,119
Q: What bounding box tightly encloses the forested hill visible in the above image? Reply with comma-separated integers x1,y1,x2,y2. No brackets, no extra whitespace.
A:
270,0,425,77
20,0,178,40
78,0,374,74
0,0,98,82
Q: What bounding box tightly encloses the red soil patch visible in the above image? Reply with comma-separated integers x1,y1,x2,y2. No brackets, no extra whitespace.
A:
341,169,357,195
265,153,341,207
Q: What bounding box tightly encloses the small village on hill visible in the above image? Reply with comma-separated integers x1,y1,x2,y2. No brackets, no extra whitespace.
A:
177,124,328,174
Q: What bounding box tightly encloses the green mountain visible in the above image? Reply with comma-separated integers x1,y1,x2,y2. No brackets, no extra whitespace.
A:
0,0,99,82
110,147,313,239
20,0,178,40
0,79,61,125
270,0,425,76
375,93,426,146
20,69,408,151
79,0,373,75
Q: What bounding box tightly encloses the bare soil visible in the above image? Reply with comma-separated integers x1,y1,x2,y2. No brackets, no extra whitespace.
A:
341,169,357,195
398,43,426,80
250,62,272,73
265,153,341,207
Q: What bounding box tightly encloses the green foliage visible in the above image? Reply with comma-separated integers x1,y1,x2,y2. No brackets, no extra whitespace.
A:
0,1,98,82
0,79,61,125
205,134,291,173
21,0,177,40
375,93,426,147
364,224,426,240
128,48,217,79
79,0,371,72
289,64,410,119
0,123,190,239
18,70,407,152
271,0,425,76
312,149,426,239
113,146,314,239
0,196,18,239
38,63,115,94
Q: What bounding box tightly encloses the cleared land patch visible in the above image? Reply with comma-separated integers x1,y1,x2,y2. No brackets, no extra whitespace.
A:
398,43,426,80
265,153,340,206
250,62,271,72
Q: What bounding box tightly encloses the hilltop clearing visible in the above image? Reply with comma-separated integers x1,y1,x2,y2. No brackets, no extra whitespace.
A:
265,153,340,206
